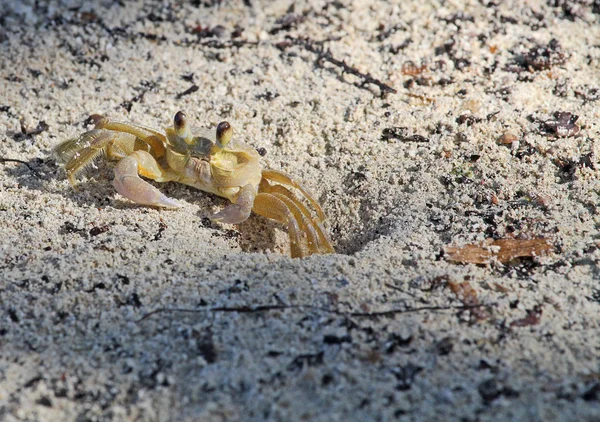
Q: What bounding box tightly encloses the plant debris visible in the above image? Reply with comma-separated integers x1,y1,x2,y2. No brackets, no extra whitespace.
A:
510,305,542,328
447,280,491,321
446,238,554,264
281,36,396,96
137,301,490,322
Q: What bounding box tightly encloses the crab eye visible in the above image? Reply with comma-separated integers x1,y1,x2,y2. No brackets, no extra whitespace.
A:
174,111,187,130
173,111,194,143
216,121,232,147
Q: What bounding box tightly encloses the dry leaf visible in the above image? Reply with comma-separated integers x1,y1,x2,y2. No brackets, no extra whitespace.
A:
446,238,553,264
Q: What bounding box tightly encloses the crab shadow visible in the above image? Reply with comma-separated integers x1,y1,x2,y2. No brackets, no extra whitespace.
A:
3,155,281,255
2,157,137,208
202,213,282,256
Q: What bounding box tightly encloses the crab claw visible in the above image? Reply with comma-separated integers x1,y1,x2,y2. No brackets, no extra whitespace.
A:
210,183,256,224
113,152,182,208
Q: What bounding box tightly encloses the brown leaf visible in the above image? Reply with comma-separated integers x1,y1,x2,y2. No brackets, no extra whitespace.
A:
446,238,553,264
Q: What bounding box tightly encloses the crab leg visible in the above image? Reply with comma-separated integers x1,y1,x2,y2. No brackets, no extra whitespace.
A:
252,193,306,258
259,182,321,254
261,169,326,222
95,117,167,158
54,130,139,185
260,176,335,254
113,150,181,208
210,184,256,224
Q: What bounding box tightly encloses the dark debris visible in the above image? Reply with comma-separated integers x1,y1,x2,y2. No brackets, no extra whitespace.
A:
548,0,592,21
510,305,543,328
13,120,49,141
543,112,580,137
175,84,199,100
392,363,423,391
153,220,168,241
126,293,143,308
376,23,406,42
191,24,228,39
270,13,306,35
288,351,324,371
256,147,267,156
120,79,159,112
509,39,567,72
89,225,110,237
383,332,413,353
574,86,600,103
381,127,429,143
256,90,280,101
479,378,520,403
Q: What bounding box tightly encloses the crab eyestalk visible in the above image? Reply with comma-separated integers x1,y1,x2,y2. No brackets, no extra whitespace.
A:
174,111,192,143
215,121,232,150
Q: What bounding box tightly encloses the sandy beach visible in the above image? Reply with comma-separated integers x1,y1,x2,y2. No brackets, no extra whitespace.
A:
1,0,600,420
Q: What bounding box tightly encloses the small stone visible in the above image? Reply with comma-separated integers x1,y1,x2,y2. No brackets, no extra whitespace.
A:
498,132,518,144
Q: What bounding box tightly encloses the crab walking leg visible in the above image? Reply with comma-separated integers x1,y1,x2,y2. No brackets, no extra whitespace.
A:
210,184,257,224
273,193,320,254
261,181,335,254
261,169,327,222
313,220,335,254
54,130,137,185
113,150,182,208
252,193,306,258
259,182,319,254
95,118,167,158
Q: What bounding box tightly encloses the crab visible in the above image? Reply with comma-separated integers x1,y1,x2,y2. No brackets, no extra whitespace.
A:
53,111,334,258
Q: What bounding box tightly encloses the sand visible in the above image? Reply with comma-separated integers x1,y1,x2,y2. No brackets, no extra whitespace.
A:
1,0,600,420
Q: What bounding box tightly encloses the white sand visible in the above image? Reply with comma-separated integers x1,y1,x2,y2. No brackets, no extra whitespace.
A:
1,0,600,420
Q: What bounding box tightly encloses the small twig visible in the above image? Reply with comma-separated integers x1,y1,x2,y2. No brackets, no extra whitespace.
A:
0,157,41,177
348,304,486,317
285,36,397,95
384,282,418,298
137,302,489,323
185,39,260,49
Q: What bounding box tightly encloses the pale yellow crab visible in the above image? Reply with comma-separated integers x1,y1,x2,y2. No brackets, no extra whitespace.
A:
53,111,334,258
